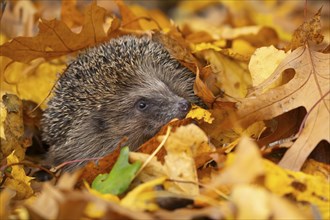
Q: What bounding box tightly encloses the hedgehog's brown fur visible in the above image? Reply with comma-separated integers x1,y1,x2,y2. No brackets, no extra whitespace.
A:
42,35,203,171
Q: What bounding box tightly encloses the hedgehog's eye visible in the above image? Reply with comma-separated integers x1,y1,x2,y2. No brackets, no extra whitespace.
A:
136,98,149,111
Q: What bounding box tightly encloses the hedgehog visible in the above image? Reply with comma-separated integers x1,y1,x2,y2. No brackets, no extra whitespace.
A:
42,35,203,171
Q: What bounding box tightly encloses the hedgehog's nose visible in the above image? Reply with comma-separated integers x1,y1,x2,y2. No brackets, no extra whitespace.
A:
178,100,191,113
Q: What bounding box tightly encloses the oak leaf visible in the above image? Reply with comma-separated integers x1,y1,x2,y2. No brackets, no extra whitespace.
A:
0,2,107,63
231,45,329,171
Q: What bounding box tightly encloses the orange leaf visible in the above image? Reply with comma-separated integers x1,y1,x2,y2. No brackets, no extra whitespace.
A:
0,2,107,63
116,0,142,30
61,0,84,28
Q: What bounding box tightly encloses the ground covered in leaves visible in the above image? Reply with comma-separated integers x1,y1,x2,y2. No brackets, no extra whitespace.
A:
0,0,329,219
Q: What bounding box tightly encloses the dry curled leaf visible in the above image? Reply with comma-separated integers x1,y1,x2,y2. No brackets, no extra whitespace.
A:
291,8,324,50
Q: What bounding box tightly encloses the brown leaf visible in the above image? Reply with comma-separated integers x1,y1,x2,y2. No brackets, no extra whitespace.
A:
152,30,202,73
291,8,324,50
279,92,329,170
60,0,84,28
116,0,142,30
257,107,305,148
194,67,216,106
0,2,107,63
77,146,121,186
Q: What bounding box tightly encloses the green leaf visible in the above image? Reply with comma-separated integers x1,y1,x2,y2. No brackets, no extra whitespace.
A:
91,146,142,195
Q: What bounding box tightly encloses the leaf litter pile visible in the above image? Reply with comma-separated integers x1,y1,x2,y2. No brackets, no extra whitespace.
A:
0,1,330,219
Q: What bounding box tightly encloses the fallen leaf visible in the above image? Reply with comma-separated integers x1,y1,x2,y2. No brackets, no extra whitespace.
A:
200,49,252,98
3,151,34,200
206,136,329,219
0,94,27,161
231,185,311,219
154,206,226,220
291,8,324,50
2,59,65,109
301,158,330,179
0,188,16,219
0,2,108,63
129,152,167,183
129,5,171,30
84,181,120,204
92,146,142,195
232,45,329,170
221,26,279,47
207,136,265,189
264,158,330,220
186,105,214,124
194,66,216,106
78,119,193,186
158,124,214,196
0,101,6,139
121,177,166,211
116,0,142,30
60,0,84,28
249,45,290,88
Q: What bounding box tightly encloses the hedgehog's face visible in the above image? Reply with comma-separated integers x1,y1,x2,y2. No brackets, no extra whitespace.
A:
126,81,191,143
133,95,190,125
101,78,192,149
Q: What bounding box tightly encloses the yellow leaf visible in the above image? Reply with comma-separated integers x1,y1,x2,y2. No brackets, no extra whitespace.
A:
232,39,256,57
221,26,265,39
3,151,34,199
192,42,222,53
121,177,166,211
1,60,65,110
0,101,6,140
264,159,330,220
231,185,311,219
249,45,290,88
209,137,265,187
129,5,171,30
232,185,270,219
215,137,330,219
0,188,16,219
0,94,26,161
159,124,214,196
129,152,167,183
186,105,214,124
84,202,106,219
83,181,120,203
223,121,266,153
202,50,252,98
